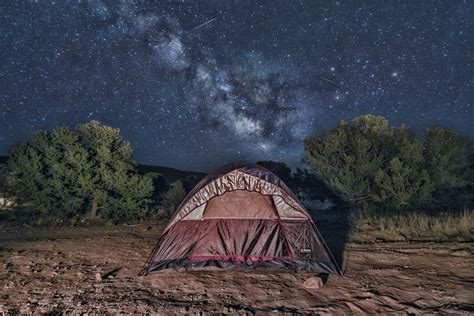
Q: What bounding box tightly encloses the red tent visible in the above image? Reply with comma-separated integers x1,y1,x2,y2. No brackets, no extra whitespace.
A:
144,163,340,275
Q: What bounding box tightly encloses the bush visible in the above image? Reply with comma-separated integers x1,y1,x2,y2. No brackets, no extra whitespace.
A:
304,115,473,213
163,180,186,217
7,121,154,223
305,115,428,211
8,128,92,219
183,175,200,193
424,126,474,210
146,172,168,198
257,161,293,185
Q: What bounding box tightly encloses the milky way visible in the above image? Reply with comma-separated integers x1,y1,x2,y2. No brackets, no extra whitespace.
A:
0,1,473,170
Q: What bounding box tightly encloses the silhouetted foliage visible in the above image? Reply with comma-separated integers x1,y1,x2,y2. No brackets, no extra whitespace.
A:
146,172,169,198
183,175,200,193
424,126,474,210
7,121,153,223
0,162,8,207
292,168,341,203
163,180,186,216
257,161,293,185
304,115,473,213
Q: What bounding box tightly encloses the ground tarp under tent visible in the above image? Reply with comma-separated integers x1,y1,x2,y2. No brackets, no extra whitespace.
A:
143,163,341,275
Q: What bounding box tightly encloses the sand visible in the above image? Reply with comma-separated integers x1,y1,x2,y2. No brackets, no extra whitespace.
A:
0,224,472,314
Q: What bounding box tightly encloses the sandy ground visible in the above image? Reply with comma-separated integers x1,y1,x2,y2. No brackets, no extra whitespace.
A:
0,223,473,314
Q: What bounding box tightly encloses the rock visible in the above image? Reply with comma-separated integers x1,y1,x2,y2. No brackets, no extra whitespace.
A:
302,277,324,289
360,223,371,230
39,298,50,305
95,272,102,281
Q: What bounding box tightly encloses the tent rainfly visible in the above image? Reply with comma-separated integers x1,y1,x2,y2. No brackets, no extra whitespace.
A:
143,163,341,275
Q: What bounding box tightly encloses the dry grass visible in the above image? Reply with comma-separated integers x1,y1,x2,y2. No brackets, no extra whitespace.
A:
354,209,474,242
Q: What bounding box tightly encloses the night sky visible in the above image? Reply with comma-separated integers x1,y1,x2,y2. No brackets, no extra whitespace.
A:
1,1,472,171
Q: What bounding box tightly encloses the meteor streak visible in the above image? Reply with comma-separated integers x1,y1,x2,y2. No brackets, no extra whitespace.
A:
193,18,217,30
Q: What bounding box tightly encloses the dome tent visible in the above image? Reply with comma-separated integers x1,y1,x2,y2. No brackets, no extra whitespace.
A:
143,163,341,276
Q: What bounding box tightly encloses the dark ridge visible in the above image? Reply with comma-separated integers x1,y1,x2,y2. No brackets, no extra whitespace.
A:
137,164,206,184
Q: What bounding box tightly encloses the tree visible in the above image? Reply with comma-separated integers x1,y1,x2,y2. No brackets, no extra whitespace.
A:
304,115,433,212
257,161,293,185
292,168,339,202
146,172,168,198
183,175,200,193
163,180,186,217
424,126,473,188
77,121,153,222
8,128,92,220
423,126,474,209
7,121,154,223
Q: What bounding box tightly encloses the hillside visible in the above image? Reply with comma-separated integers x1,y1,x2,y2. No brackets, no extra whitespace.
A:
136,164,206,184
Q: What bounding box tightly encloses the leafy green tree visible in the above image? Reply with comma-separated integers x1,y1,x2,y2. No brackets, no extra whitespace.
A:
424,126,474,209
163,180,186,216
424,126,473,188
304,115,433,212
76,121,153,222
7,121,154,223
8,127,91,220
373,126,432,210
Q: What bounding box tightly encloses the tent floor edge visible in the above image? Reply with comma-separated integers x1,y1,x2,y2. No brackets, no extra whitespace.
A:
147,258,338,275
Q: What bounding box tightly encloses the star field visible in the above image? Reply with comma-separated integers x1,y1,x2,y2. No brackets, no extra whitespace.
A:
0,1,472,171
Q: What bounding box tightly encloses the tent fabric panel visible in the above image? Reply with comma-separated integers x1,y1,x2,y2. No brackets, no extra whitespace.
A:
183,163,290,200
203,190,277,219
181,203,206,220
148,258,337,274
272,196,307,219
166,170,238,227
169,163,301,220
282,220,334,264
153,219,290,262
165,170,310,232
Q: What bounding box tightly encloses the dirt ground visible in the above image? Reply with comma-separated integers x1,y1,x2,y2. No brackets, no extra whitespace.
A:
0,223,472,314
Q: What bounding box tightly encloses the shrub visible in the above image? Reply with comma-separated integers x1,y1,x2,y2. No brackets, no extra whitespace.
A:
424,126,474,210
7,121,154,223
304,115,431,212
163,180,186,217
146,172,168,198
257,161,293,185
183,175,200,193
304,115,473,213
8,128,92,220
